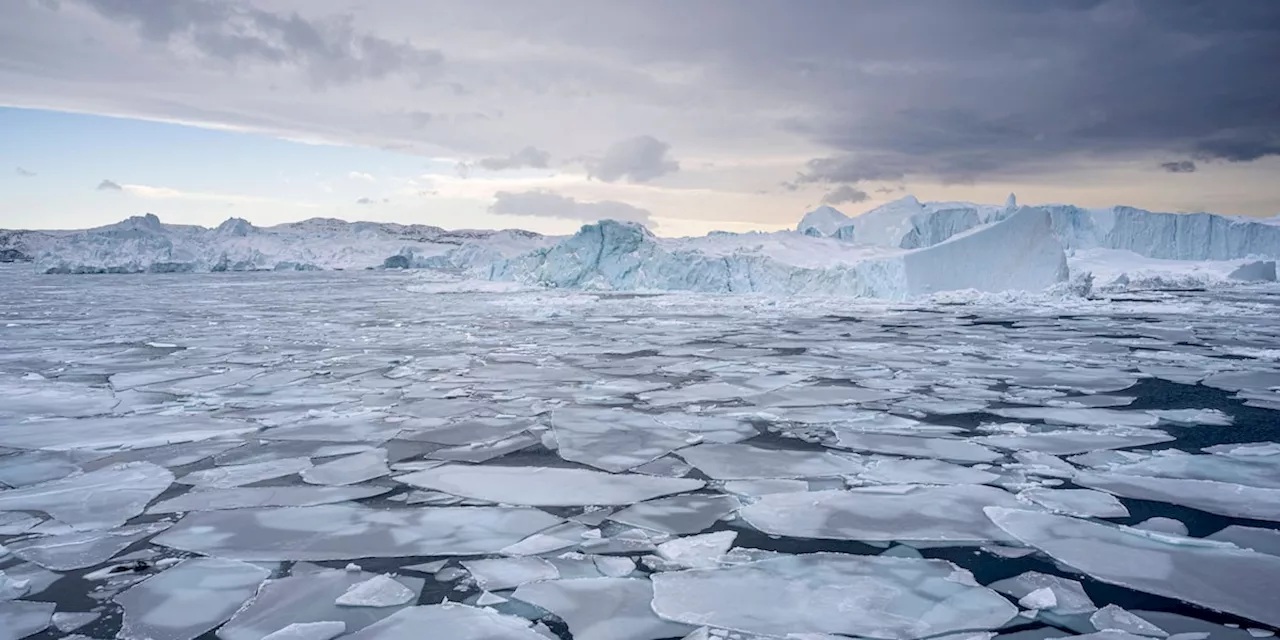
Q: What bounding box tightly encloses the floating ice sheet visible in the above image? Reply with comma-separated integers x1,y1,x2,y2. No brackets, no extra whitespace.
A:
343,603,546,640
261,622,347,640
551,408,697,472
1090,605,1168,637
398,418,533,446
1146,409,1233,427
0,451,80,487
395,465,704,506
115,558,270,640
991,408,1159,429
985,507,1280,628
1084,449,1280,490
302,450,390,486
740,485,1022,544
0,462,174,530
335,575,417,607
835,432,1001,463
608,494,741,534
988,571,1096,615
1074,473,1280,522
859,458,1001,485
1017,488,1130,518
460,558,559,591
514,577,694,640
154,504,563,560
6,522,169,570
178,456,312,489
148,485,391,513
753,384,906,407
218,568,423,640
0,600,54,640
676,443,860,480
975,428,1174,456
655,531,738,569
1205,525,1280,557
0,415,257,452
650,553,1017,639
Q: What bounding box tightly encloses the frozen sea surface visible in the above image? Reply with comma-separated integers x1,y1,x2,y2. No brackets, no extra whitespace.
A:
0,266,1279,639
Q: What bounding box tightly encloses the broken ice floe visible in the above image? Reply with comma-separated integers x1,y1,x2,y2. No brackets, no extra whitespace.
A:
115,557,271,640
218,567,423,640
0,462,174,530
335,574,418,607
551,408,697,472
461,557,559,590
834,432,1001,463
260,621,348,640
650,553,1017,639
301,449,390,486
608,494,741,534
147,485,391,513
1074,473,1280,522
1016,488,1130,518
988,571,1096,616
858,458,1001,485
6,522,170,570
1205,525,1280,557
974,428,1174,456
0,600,55,640
1090,605,1169,638
394,465,704,506
514,577,695,640
676,443,860,480
177,456,313,489
343,603,546,640
654,531,738,569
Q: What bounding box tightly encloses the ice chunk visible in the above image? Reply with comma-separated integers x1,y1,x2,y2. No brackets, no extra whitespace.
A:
0,601,54,640
51,611,100,633
1146,409,1233,427
859,458,1001,485
0,564,57,599
740,485,1022,544
218,568,423,640
0,513,40,535
115,558,270,640
428,433,539,463
1084,449,1280,490
475,591,508,605
514,577,694,640
1206,525,1280,557
302,450,390,486
656,531,737,569
499,522,594,556
0,415,256,452
975,428,1174,456
1018,587,1058,610
335,575,417,607
1017,488,1130,518
985,507,1280,628
551,408,697,472
1011,451,1077,479
0,571,31,601
753,384,906,407
722,479,810,497
989,571,1095,615
593,555,636,577
1075,473,1280,522
261,621,347,640
395,465,704,506
460,558,559,590
0,462,174,530
148,485,391,513
154,504,562,560
6,522,169,570
178,456,312,489
676,443,860,480
651,553,1017,639
1090,605,1168,637
343,603,547,640
608,494,741,534
835,432,1001,463
1132,517,1188,537
991,407,1159,428
639,382,756,407
0,451,79,487
399,418,532,446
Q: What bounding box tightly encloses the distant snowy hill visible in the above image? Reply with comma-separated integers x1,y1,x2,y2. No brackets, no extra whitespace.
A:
7,195,1278,298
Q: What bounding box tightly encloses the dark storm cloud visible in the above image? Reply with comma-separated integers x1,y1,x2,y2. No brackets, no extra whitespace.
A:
587,135,679,183
67,0,442,86
96,179,122,191
821,185,869,206
478,146,551,171
491,190,657,227
1160,160,1197,173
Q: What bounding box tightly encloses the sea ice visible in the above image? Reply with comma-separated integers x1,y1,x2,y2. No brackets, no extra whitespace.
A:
752,384,905,407
551,408,696,472
301,449,390,486
676,443,860,480
342,603,547,640
177,456,312,489
428,433,539,463
834,432,1002,463
1011,451,1077,479
335,574,418,607
974,428,1174,456
989,571,1096,615
650,553,1017,639
51,611,100,633
0,513,40,535
655,531,738,569
1131,517,1188,537
261,621,347,640
608,494,741,534
1146,409,1233,427
1074,473,1280,522
722,479,810,497
514,577,695,640
115,558,271,640
398,418,532,446
6,522,170,570
991,408,1159,429
593,555,636,577
1205,525,1280,557
858,458,1001,485
985,507,1280,627
739,485,1022,544
0,451,80,487
1017,488,1130,518
154,504,562,560
394,465,704,506
460,557,559,590
0,462,174,530
218,568,423,640
0,600,54,640
0,415,256,452
1090,605,1169,637
147,485,391,513
1019,587,1058,610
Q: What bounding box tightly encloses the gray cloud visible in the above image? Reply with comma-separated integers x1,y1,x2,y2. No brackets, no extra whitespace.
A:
490,190,656,227
587,135,679,183
355,196,373,204
68,0,443,87
96,179,122,191
821,185,869,206
1160,160,1197,174
15,167,36,177
478,146,551,171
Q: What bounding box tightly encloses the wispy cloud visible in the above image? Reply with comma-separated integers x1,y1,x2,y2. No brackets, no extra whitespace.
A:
121,183,316,207
15,167,36,177
348,171,376,182
96,179,123,191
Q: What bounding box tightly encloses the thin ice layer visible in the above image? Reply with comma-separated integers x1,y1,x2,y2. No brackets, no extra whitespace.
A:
991,408,1159,429
218,568,423,640
608,494,741,535
740,485,1022,544
0,601,55,640
1205,526,1280,557
1089,605,1169,637
1074,473,1280,522
834,432,1001,463
514,577,694,640
551,408,696,472
988,571,1096,615
650,553,1018,639
675,443,860,480
147,485,391,513
301,450,390,486
1017,488,1130,518
460,558,559,591
6,522,170,570
975,429,1174,456
0,462,174,530
154,504,562,560
343,603,546,640
177,457,313,489
985,507,1280,628
858,458,1001,485
115,558,270,640
394,465,704,506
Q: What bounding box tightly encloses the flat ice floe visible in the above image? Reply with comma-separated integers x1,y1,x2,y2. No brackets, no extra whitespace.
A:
833,432,1001,463
739,485,1022,544
260,622,347,640
974,428,1174,456
301,449,390,486
675,443,860,480
1206,525,1280,557
1073,473,1280,522
0,462,174,530
551,408,697,472
607,494,742,534
1089,605,1169,637
177,456,313,489
985,507,1280,628
988,571,1096,615
152,504,563,560
460,557,559,590
115,557,271,640
857,458,1001,485
334,575,417,607
1016,488,1130,518
147,485,391,513
6,522,170,570
0,415,256,451
991,408,1159,429
0,600,55,640
343,603,547,640
514,577,695,640
394,465,704,506
218,567,423,640
650,553,1017,639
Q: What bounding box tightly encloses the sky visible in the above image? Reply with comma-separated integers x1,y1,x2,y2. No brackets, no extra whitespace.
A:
2,0,1278,236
